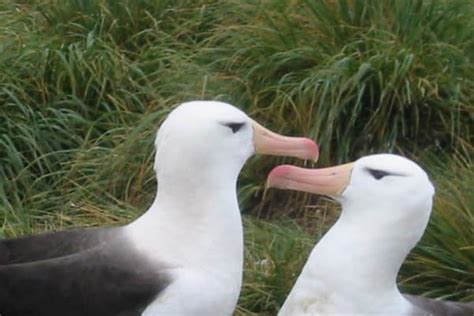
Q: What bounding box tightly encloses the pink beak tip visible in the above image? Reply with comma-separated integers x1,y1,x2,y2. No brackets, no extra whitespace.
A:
302,138,319,161
267,165,294,188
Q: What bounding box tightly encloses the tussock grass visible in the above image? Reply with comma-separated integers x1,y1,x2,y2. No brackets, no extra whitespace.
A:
207,0,474,163
0,0,215,233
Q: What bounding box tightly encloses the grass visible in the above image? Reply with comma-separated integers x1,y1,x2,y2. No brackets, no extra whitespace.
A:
207,0,473,163
0,0,473,314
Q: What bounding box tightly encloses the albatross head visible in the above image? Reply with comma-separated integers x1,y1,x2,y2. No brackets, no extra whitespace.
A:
154,101,319,189
267,154,435,252
339,154,435,211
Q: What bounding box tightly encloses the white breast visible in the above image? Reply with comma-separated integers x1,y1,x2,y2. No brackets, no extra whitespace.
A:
142,267,241,316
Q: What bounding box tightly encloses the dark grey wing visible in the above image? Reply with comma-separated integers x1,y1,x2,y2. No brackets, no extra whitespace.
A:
0,237,171,316
404,294,474,316
0,226,120,264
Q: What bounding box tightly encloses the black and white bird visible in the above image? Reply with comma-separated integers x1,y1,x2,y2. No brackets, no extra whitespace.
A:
267,154,474,316
0,100,318,316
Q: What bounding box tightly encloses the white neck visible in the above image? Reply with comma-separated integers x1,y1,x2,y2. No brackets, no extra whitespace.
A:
126,167,244,281
281,202,430,314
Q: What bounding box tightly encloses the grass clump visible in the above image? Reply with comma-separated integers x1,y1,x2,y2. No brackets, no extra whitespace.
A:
0,0,215,232
208,0,474,163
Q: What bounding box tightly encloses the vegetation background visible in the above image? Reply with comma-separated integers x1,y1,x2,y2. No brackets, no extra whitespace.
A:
0,0,472,314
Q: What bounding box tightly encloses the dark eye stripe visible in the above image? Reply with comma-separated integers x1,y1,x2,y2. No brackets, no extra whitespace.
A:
223,122,245,133
367,168,391,180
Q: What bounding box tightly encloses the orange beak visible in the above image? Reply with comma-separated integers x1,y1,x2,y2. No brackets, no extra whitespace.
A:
252,121,319,161
266,162,354,197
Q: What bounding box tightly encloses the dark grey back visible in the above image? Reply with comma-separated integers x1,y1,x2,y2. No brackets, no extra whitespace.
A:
0,232,171,316
0,227,119,264
404,294,474,316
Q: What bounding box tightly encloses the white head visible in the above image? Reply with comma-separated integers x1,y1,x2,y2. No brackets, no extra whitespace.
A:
154,101,319,193
341,154,435,221
267,154,434,234
268,153,435,272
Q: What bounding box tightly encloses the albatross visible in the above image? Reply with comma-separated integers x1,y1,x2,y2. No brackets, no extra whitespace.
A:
0,100,318,316
267,154,474,316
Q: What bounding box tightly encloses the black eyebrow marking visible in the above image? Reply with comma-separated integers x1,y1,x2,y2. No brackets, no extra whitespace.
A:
366,168,406,180
221,122,245,133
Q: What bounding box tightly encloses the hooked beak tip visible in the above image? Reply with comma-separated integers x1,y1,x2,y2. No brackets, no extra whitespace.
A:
266,165,293,189
305,139,319,162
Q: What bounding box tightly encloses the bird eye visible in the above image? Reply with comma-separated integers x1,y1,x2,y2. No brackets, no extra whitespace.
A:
367,168,390,180
223,122,245,133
